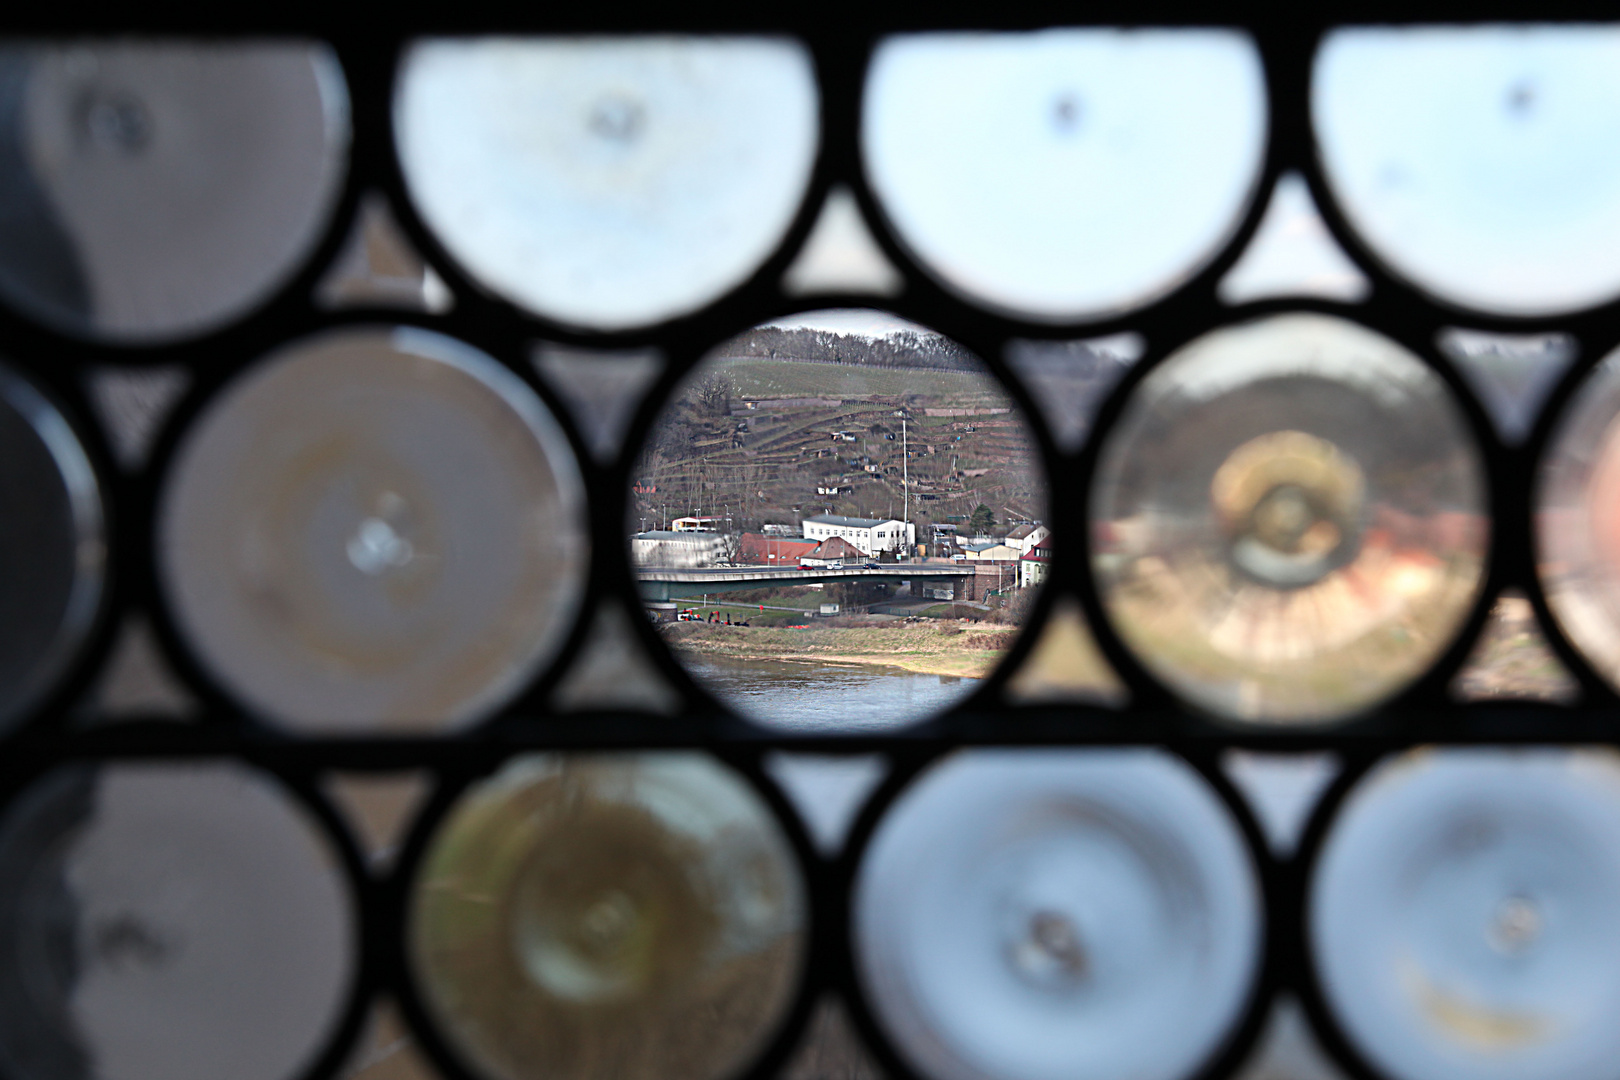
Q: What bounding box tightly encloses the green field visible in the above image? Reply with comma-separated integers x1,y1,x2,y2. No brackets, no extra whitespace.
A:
714,358,1005,405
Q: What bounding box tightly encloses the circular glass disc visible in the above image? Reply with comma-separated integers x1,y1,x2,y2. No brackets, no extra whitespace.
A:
410,752,806,1080
1311,748,1620,1080
0,760,356,1080
158,327,587,733
628,308,1049,732
0,364,103,729
1091,313,1488,723
854,749,1261,1080
0,42,348,342
394,38,818,330
1314,26,1620,315
862,30,1266,320
1536,347,1620,685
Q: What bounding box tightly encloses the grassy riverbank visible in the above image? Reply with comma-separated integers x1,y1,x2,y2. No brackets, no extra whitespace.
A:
659,621,1016,679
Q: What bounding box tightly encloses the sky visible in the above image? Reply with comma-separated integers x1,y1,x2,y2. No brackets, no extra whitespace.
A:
762,308,936,338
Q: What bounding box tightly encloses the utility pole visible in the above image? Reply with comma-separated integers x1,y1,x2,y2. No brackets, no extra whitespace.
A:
902,416,909,558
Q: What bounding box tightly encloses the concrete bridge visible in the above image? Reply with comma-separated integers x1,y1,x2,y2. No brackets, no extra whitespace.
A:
635,563,973,601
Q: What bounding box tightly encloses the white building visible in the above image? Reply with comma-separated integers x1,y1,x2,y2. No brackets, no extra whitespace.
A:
1003,523,1051,556
801,514,915,556
670,516,721,532
631,530,727,568
963,541,1019,561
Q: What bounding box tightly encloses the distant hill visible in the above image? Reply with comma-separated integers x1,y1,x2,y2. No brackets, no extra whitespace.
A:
714,325,982,372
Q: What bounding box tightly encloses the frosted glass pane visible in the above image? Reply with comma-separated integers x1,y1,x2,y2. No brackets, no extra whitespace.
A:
855,749,1261,1080
863,30,1266,320
1315,26,1620,315
395,38,818,330
1313,749,1620,1080
0,761,356,1080
158,327,587,733
0,363,102,729
411,752,805,1080
0,42,348,342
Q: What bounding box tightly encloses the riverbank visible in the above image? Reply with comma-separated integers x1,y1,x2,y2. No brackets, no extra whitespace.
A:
659,621,1016,680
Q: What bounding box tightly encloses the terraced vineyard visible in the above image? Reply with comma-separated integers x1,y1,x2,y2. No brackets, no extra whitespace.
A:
631,338,1045,538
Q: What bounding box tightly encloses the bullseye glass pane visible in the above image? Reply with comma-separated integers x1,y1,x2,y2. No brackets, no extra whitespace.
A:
1314,26,1620,315
854,748,1261,1080
0,760,356,1080
1312,748,1620,1080
862,30,1266,320
1091,313,1488,723
629,309,1049,731
0,363,102,729
1535,347,1620,687
158,327,587,733
394,37,818,331
410,752,806,1080
0,41,348,342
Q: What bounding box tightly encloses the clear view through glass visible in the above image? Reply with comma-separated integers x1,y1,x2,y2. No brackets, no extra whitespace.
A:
629,309,1049,730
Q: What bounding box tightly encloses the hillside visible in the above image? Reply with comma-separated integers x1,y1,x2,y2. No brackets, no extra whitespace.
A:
631,335,1045,538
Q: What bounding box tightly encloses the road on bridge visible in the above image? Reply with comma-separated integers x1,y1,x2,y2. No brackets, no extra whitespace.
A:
634,563,972,600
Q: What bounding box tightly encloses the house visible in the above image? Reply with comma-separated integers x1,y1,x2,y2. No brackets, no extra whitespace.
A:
631,530,727,568
1019,535,1054,588
802,514,916,555
800,536,866,567
738,533,818,565
1004,523,1052,556
963,541,1020,561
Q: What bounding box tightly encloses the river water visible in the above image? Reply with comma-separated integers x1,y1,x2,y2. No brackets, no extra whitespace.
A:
685,655,981,731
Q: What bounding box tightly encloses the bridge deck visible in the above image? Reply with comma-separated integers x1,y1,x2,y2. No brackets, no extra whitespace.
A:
635,564,971,599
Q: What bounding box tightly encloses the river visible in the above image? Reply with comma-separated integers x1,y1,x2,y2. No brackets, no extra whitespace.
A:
685,655,981,731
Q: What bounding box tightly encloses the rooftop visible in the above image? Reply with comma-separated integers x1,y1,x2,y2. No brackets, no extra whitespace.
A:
804,513,897,528
805,536,865,560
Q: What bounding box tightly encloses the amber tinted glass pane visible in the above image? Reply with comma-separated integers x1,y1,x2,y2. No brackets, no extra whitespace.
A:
1091,313,1488,723
410,753,806,1080
1534,347,1620,688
